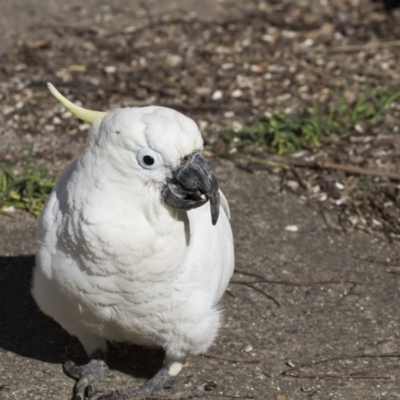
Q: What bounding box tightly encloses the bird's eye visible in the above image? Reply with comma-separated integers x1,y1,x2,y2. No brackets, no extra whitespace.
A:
137,147,163,170
143,155,155,166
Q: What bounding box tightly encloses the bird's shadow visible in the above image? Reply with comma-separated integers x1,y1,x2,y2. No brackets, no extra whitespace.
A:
372,0,400,10
0,255,164,380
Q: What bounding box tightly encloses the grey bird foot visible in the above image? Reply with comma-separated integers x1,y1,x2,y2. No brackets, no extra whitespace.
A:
97,380,217,400
64,359,109,400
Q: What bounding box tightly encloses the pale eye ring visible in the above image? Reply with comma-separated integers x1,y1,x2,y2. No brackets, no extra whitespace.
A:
137,147,163,170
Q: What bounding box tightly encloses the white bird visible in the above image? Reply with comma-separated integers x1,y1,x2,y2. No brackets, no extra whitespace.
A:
32,84,234,400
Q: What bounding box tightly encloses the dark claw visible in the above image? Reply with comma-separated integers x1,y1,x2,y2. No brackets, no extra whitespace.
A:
64,360,81,379
202,381,217,391
87,384,95,398
98,390,116,400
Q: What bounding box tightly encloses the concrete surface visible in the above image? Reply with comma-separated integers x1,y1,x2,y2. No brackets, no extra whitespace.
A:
1,163,399,399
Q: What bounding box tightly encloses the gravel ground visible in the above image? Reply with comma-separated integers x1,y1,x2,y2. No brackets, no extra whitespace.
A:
1,1,400,399
1,0,400,238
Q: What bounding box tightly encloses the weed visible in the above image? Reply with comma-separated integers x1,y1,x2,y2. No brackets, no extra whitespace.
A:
0,153,55,216
222,88,400,154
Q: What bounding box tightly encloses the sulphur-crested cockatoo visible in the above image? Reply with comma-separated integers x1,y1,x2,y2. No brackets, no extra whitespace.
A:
32,84,234,400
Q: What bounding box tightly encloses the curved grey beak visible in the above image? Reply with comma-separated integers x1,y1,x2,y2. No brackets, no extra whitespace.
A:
162,153,220,225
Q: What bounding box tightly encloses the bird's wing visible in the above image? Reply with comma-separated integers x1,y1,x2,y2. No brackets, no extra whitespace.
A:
37,160,77,242
180,190,234,304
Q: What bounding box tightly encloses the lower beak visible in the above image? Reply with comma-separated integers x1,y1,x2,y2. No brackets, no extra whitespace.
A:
162,153,220,225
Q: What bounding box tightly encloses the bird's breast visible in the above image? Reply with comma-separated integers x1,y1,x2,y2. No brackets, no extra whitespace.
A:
62,201,188,281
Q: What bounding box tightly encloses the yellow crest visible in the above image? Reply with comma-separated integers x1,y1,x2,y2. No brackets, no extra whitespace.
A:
47,83,107,123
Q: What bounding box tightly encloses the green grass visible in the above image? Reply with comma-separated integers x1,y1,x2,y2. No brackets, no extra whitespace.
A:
221,88,400,154
0,154,55,216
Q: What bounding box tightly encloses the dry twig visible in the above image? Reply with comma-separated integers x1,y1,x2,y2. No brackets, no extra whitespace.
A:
328,40,400,53
266,156,400,181
234,269,359,288
282,353,400,380
385,268,400,275
232,281,281,307
202,353,260,364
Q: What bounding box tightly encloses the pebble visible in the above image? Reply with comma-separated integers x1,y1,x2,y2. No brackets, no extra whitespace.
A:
211,90,223,100
231,89,243,98
285,225,299,232
104,66,117,74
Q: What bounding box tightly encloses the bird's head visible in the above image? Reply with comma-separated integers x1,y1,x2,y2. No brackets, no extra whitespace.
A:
47,83,220,225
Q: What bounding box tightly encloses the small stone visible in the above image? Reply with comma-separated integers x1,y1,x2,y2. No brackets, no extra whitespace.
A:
15,63,27,71
79,123,90,131
211,90,223,101
68,65,87,72
195,87,211,96
244,345,253,352
286,361,295,368
231,89,243,98
44,125,55,132
167,55,182,67
231,121,243,132
316,193,328,202
221,63,234,70
262,34,275,43
4,106,15,115
198,120,209,131
236,74,252,88
285,225,299,232
282,30,297,38
250,65,263,73
372,219,382,227
68,128,78,135
300,38,314,48
355,123,365,133
286,180,299,191
123,25,136,33
301,386,316,394
104,66,117,74
62,112,72,119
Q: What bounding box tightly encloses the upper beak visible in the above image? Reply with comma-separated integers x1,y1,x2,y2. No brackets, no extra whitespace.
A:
162,153,220,225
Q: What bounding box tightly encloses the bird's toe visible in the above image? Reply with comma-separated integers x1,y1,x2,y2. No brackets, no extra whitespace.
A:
63,359,109,400
63,360,81,380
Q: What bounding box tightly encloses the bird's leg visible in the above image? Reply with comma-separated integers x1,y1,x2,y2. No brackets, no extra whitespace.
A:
64,348,109,400
98,361,216,400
